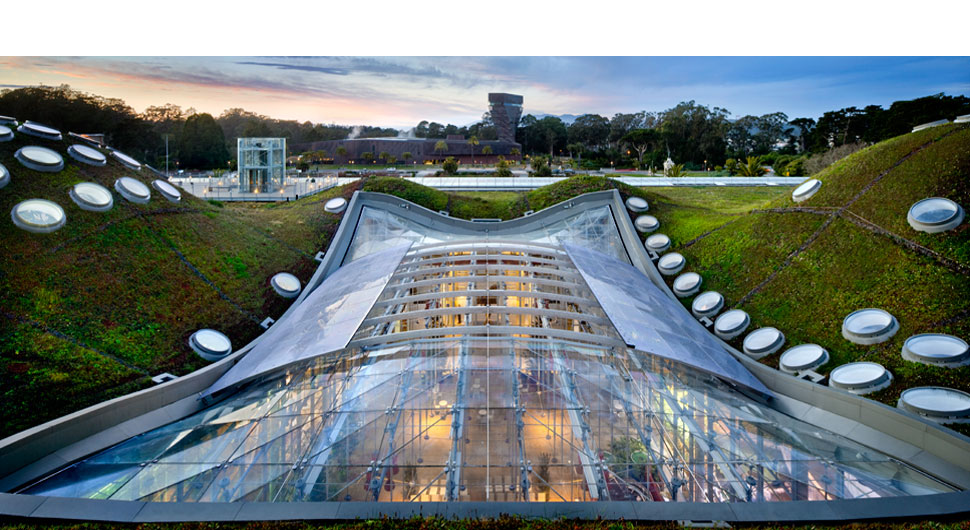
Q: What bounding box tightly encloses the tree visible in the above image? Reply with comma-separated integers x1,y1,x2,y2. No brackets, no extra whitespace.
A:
178,113,229,169
530,155,552,177
402,152,413,164
620,129,661,169
442,156,459,174
378,151,390,163
788,118,816,154
466,135,479,162
658,101,730,165
568,114,610,151
434,140,448,154
510,147,521,158
335,145,348,162
481,145,493,158
736,156,767,176
361,152,374,163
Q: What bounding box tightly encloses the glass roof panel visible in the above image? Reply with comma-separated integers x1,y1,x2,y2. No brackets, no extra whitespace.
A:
563,242,768,395
204,243,412,397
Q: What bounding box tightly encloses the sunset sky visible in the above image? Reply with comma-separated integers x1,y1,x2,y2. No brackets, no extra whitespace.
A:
2,56,968,129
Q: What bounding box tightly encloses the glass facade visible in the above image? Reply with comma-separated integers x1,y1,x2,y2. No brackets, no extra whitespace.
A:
237,138,285,193
19,240,955,503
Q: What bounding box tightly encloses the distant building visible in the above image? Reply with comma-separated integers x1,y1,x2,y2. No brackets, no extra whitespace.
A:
238,138,285,192
292,94,523,165
488,92,524,143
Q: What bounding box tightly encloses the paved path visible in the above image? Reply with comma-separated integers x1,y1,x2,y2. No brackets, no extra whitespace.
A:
336,175,806,191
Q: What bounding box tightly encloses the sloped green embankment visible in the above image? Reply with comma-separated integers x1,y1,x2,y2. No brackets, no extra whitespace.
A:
667,123,970,417
0,135,345,437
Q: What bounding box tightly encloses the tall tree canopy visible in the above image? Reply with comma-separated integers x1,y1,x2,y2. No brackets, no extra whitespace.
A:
178,113,229,169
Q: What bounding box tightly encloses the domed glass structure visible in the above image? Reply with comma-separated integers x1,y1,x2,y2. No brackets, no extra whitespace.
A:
2,190,966,521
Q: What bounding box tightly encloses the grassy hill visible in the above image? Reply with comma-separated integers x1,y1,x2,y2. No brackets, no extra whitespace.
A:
663,123,970,420
2,122,967,441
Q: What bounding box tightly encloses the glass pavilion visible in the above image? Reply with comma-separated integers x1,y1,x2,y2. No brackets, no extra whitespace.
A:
6,192,963,514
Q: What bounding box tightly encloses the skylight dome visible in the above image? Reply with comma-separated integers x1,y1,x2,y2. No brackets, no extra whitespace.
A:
11,198,66,233
0,163,9,190
152,179,182,203
69,182,114,212
911,119,949,132
111,150,142,170
67,144,107,167
634,215,659,233
270,272,302,298
792,179,821,202
842,308,898,345
15,146,64,172
18,120,62,141
691,291,724,318
644,233,670,253
325,197,348,213
0,115,16,125
0,125,13,142
115,177,151,204
779,344,829,374
189,329,232,361
901,334,970,367
672,272,702,297
742,327,785,359
829,362,892,394
713,309,750,340
907,197,964,233
656,252,685,276
625,196,648,212
899,387,970,421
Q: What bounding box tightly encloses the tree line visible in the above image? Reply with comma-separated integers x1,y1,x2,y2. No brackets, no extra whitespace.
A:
513,94,970,172
1,85,966,171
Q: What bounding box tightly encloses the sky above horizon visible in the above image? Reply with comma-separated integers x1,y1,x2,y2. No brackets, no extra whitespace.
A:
2,56,968,129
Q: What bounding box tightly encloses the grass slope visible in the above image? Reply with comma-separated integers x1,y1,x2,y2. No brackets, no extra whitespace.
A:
670,123,970,426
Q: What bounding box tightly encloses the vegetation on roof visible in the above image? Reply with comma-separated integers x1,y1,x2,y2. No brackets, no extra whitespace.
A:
659,123,970,432
1,122,968,446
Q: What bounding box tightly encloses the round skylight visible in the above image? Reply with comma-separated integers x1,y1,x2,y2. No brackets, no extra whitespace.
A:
18,121,62,141
779,344,829,374
645,233,670,253
911,119,949,132
625,196,648,212
634,215,659,233
271,272,302,298
0,115,16,125
792,179,821,203
714,309,750,340
829,362,892,394
657,252,685,276
115,177,151,204
899,387,970,421
67,144,107,166
0,163,9,190
672,272,702,298
743,327,786,359
901,334,970,367
325,197,347,214
691,291,724,318
152,179,182,203
907,197,964,233
15,146,64,172
11,199,66,233
190,329,233,361
111,150,142,170
0,125,13,142
842,308,898,345
69,182,114,212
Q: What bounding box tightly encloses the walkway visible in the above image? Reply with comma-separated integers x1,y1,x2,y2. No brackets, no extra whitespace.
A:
335,175,806,191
